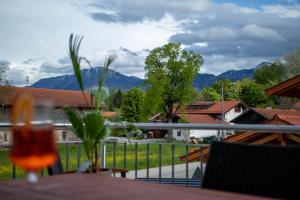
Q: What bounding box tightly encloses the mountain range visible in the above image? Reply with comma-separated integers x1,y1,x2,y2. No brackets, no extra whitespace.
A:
31,62,271,91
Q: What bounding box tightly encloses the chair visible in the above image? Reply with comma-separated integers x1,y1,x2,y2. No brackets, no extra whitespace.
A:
47,153,64,175
202,141,300,199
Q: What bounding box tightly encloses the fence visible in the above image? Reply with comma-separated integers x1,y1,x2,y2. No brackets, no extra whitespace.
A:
1,122,300,187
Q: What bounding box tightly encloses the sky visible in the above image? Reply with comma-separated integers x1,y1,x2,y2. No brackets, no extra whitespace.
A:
0,0,300,86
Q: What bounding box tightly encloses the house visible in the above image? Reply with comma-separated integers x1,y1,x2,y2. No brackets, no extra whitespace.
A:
180,74,300,162
180,110,300,163
230,107,299,124
149,100,247,141
0,86,115,146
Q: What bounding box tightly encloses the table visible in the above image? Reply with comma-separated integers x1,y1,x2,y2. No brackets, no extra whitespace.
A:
0,174,271,200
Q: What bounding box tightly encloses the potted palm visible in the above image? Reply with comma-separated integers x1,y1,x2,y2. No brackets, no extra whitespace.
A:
64,34,116,173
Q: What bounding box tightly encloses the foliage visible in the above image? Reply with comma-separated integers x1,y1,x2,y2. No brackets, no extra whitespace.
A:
284,49,300,78
0,61,9,85
197,87,221,101
212,79,240,100
254,62,287,87
121,87,145,122
106,88,123,111
64,34,117,172
143,43,203,122
239,80,274,108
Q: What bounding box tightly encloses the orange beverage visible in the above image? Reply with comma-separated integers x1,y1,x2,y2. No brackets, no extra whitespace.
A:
10,93,57,179
10,125,57,172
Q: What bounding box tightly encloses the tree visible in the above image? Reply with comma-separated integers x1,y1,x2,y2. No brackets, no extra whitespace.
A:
239,80,274,108
253,62,287,87
198,87,221,101
284,49,300,78
143,43,203,141
106,88,123,111
0,61,9,86
212,79,240,100
121,87,145,122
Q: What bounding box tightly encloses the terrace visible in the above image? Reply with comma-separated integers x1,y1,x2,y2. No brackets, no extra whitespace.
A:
1,122,300,199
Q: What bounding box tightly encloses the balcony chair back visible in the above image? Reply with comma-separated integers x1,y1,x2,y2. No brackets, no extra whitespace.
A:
202,141,300,199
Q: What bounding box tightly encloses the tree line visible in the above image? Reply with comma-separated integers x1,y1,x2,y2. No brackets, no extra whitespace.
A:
105,47,300,124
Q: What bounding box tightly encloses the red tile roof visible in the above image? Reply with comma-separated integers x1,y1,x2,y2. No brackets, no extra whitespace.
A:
101,111,117,118
177,114,223,124
265,74,300,98
255,108,300,120
0,86,94,108
274,113,300,125
184,100,242,114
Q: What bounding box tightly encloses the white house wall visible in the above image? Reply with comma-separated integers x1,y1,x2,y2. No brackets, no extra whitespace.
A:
225,106,244,122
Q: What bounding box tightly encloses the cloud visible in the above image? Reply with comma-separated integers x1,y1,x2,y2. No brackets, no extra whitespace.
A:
170,27,237,45
263,4,300,18
88,0,211,23
241,24,286,42
39,61,73,74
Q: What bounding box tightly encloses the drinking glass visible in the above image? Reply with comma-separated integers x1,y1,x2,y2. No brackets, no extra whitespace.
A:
10,94,57,183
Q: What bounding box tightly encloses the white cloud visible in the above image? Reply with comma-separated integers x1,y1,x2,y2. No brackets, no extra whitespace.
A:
241,24,286,42
263,4,300,18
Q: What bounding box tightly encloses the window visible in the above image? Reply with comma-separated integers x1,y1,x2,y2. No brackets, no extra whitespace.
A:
177,131,181,137
3,133,8,142
234,106,241,113
62,131,67,141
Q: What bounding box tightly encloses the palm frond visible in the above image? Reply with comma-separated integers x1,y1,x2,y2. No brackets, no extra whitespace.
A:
69,34,89,106
95,54,117,110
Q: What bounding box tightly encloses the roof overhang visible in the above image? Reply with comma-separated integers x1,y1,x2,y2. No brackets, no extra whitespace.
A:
265,74,300,98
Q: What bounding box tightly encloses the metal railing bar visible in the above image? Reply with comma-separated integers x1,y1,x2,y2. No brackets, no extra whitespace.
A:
146,143,149,181
2,122,300,133
200,146,204,187
101,141,106,168
185,144,189,186
134,142,138,180
77,143,80,169
113,142,116,177
65,143,69,171
123,142,127,169
158,143,162,183
171,144,175,185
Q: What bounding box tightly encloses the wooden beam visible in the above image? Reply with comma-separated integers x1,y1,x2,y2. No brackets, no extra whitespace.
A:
251,134,277,145
287,134,300,143
277,134,286,146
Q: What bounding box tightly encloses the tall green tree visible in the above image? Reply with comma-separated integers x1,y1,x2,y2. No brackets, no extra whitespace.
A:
198,87,221,101
106,88,123,111
254,62,287,87
239,80,274,108
284,49,300,77
212,79,240,100
143,43,203,123
121,87,145,122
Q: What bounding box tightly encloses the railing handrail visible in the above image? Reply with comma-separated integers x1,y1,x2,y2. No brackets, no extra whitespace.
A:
1,122,300,133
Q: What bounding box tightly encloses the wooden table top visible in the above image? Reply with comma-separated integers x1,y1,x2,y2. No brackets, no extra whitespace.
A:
0,174,271,200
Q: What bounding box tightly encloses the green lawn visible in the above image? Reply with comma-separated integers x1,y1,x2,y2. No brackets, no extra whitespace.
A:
0,143,200,180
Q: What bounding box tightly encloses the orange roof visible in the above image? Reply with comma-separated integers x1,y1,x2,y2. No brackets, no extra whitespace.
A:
255,108,299,120
0,86,94,108
184,100,242,114
101,111,117,118
265,74,300,98
177,114,223,124
273,113,300,125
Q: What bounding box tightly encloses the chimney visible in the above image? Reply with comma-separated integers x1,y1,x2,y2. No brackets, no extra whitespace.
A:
266,106,272,110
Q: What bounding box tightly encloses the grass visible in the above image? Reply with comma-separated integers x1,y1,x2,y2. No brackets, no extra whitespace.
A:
0,142,196,180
